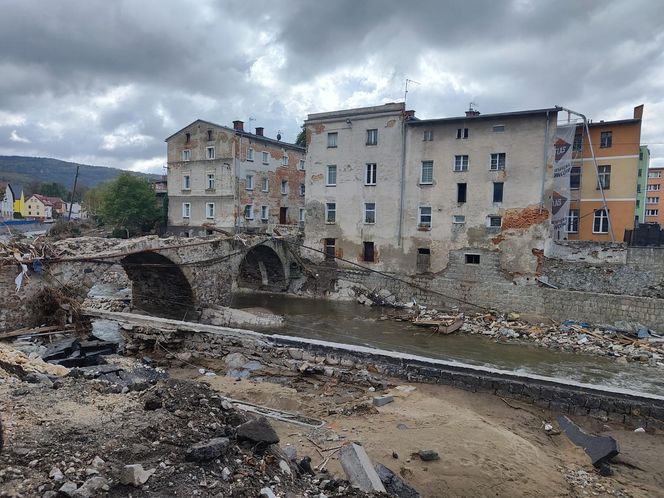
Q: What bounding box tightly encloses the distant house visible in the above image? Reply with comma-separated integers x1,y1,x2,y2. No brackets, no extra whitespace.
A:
65,202,87,220
1,184,27,219
25,194,67,220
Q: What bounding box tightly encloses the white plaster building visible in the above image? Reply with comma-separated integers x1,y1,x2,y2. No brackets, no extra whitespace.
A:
304,104,558,276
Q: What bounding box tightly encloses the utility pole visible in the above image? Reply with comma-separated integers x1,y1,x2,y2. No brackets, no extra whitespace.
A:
67,165,80,222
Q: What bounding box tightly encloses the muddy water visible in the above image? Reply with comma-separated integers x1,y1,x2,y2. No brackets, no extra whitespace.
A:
231,293,664,396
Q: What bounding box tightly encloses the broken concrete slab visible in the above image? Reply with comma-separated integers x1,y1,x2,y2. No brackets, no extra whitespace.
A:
185,437,231,462
557,415,619,467
373,395,394,407
120,464,156,486
375,463,421,498
339,443,387,493
236,417,280,447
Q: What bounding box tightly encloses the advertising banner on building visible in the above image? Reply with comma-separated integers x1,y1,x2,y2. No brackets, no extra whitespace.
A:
551,123,576,233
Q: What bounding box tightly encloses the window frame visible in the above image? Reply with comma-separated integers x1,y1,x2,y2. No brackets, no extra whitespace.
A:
182,202,191,219
206,173,215,190
362,241,375,262
490,153,506,171
454,155,469,172
420,161,433,185
365,163,377,186
492,124,505,133
299,159,305,171
423,130,433,141
281,180,288,195
247,147,254,161
592,208,609,234
299,183,305,197
364,202,376,224
262,151,269,164
261,176,269,192
570,166,581,190
327,132,338,148
299,208,305,223
452,215,465,224
456,128,469,139
246,174,254,191
600,131,612,148
418,206,432,228
488,215,502,228
244,204,254,220
325,202,337,224
646,209,659,217
260,205,269,221
493,182,504,203
567,209,579,233
597,165,611,190
326,165,337,186
457,182,467,203
206,146,215,160
366,128,378,146
182,149,191,161
205,202,215,219
182,174,191,190
646,196,659,204
282,154,289,166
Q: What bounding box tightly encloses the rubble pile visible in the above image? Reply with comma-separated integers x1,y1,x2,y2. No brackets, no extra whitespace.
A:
385,305,664,367
0,353,382,497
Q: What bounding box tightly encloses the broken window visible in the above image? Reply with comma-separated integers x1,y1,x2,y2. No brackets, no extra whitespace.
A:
207,129,213,141
418,206,432,228
365,163,377,185
364,202,376,224
457,183,467,203
326,165,337,186
570,166,581,189
454,155,469,172
593,208,609,233
366,129,378,145
206,146,215,160
493,182,504,203
185,132,191,143
416,248,431,272
420,161,433,184
600,131,612,148
597,165,611,190
456,128,469,139
327,132,338,148
325,202,336,223
490,153,506,171
324,238,336,260
363,242,375,262
465,254,480,265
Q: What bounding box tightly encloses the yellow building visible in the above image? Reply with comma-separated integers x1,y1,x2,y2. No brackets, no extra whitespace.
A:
25,194,54,219
12,185,27,217
567,105,643,241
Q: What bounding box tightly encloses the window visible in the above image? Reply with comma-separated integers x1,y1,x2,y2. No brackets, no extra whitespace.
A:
649,171,662,178
363,242,375,262
640,151,644,160
207,130,213,141
246,174,254,190
648,184,661,191
325,202,336,223
490,153,506,171
206,203,215,219
567,209,579,233
600,131,612,148
185,133,191,143
206,173,215,190
365,163,377,185
364,202,376,224
262,151,269,164
206,146,215,160
454,155,469,172
488,216,502,228
261,177,269,192
326,165,337,186
646,209,659,216
573,133,583,152
465,254,480,265
416,248,431,272
183,174,191,190
260,205,269,221
456,128,469,139
299,208,305,223
493,182,504,203
281,180,288,194
327,132,338,148
366,129,378,145
457,183,467,203
452,215,465,224
247,148,254,161
423,130,433,141
570,166,581,189
299,159,305,170
597,165,611,190
282,155,288,166
182,203,191,219
647,197,659,204
420,161,433,184
324,238,336,260
418,206,432,228
299,183,305,196
492,125,505,132
244,204,254,220
182,149,191,161
593,209,609,233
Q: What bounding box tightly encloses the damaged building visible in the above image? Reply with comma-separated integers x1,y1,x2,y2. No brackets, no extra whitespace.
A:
303,103,558,276
166,120,305,236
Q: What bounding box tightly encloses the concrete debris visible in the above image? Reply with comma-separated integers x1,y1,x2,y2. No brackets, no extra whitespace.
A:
236,417,280,448
417,450,440,462
557,416,620,468
634,427,646,433
339,443,387,493
58,481,78,496
72,476,110,498
374,463,421,498
120,464,156,486
185,437,231,462
260,487,277,498
373,395,394,407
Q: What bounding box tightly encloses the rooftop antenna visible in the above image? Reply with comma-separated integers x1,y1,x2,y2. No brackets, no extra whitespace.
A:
468,101,478,112
404,78,420,108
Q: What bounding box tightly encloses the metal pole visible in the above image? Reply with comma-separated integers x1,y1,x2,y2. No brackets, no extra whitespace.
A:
557,106,614,242
67,165,80,221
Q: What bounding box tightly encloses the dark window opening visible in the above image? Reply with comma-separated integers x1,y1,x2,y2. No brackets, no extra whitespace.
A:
457,183,467,203
363,242,375,262
600,131,612,148
493,182,504,203
207,129,213,141
465,254,480,265
416,248,431,273
185,132,190,143
573,132,582,151
570,166,581,189
325,238,336,260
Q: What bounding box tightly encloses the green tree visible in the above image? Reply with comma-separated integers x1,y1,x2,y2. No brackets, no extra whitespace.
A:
36,182,70,199
99,173,162,237
83,183,110,220
295,125,306,148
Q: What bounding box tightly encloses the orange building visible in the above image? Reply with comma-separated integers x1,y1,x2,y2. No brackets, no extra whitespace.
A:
567,105,643,241
644,166,664,226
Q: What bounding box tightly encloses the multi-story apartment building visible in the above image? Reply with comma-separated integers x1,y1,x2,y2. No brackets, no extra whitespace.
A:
166,120,305,236
645,166,664,226
304,104,557,275
566,105,643,241
635,146,650,223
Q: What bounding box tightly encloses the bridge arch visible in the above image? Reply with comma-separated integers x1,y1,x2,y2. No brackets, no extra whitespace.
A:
237,244,289,291
120,251,196,319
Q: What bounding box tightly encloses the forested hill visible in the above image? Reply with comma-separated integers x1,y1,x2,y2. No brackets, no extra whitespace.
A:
0,156,158,188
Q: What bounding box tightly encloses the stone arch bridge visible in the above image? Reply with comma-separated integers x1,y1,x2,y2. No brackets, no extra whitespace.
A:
1,235,305,330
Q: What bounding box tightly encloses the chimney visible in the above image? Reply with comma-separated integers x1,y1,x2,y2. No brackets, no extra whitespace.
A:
233,120,244,132
255,127,264,136
404,110,416,119
465,110,481,117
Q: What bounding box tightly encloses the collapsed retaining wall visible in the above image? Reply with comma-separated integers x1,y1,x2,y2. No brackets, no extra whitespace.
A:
92,310,664,431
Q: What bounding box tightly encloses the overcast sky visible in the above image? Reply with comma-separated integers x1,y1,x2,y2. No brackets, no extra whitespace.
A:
1,0,663,174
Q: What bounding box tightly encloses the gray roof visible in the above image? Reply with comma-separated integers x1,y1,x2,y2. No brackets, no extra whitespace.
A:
407,107,561,125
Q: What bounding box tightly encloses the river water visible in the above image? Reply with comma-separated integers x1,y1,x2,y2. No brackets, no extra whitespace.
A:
231,293,664,396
